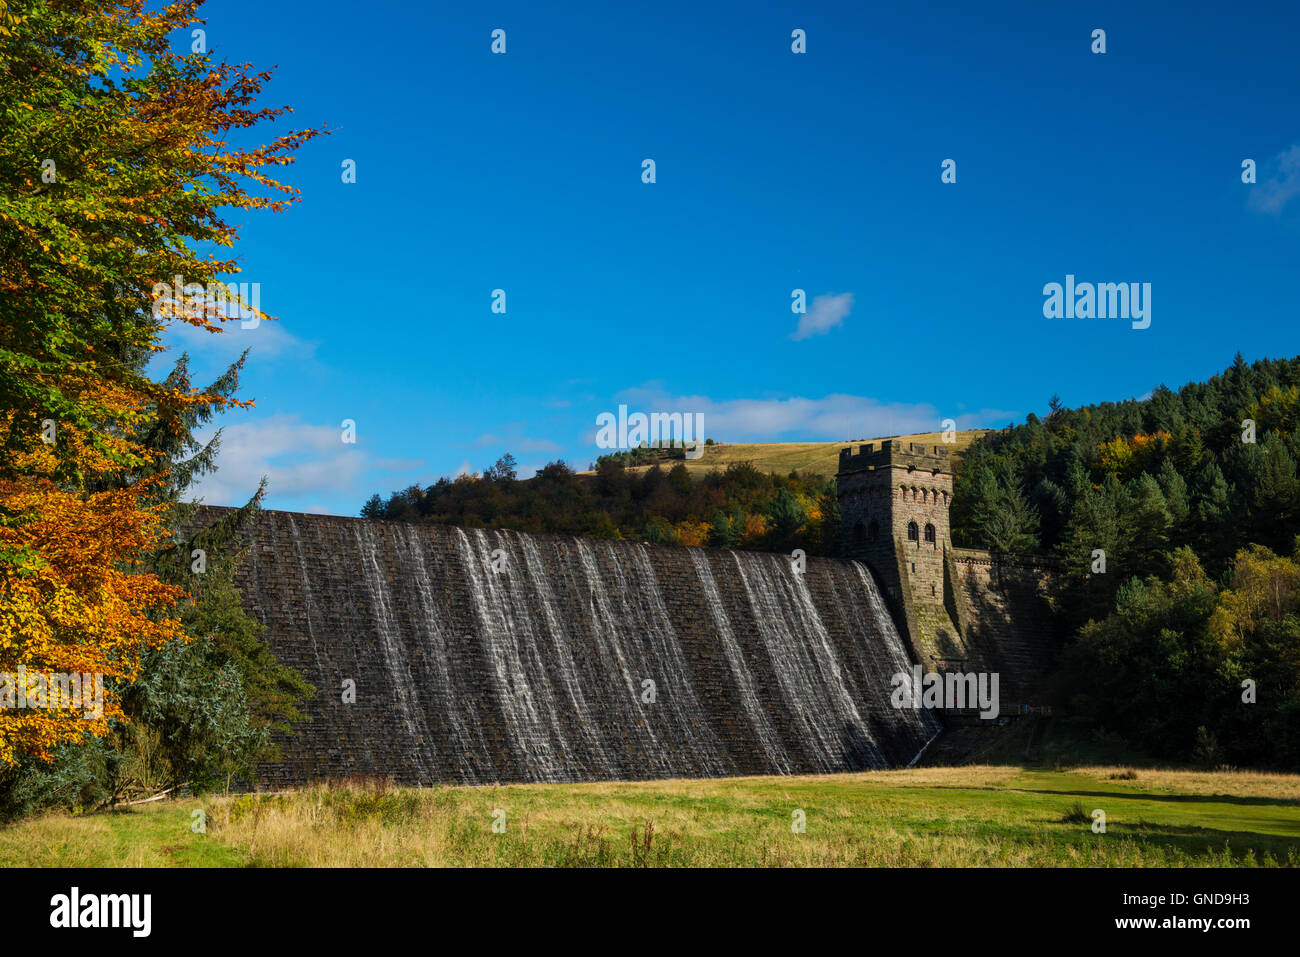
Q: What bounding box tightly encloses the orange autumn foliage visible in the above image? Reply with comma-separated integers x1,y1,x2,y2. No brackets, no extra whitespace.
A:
0,473,185,765
738,513,770,548
673,520,711,547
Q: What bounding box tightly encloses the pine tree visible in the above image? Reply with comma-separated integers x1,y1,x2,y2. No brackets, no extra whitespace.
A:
1128,472,1173,577
816,483,841,555
1246,434,1299,552
1193,462,1235,573
708,508,742,549
1057,482,1127,628
969,463,1039,553
1157,457,1191,539
768,488,807,552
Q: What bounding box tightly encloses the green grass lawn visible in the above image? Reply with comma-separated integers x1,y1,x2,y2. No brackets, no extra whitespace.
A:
3,764,1297,867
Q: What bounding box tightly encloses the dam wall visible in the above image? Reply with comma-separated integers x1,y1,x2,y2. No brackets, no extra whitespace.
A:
210,508,942,786
948,547,1060,708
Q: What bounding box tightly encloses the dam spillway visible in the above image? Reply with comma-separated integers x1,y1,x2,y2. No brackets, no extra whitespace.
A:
222,509,942,786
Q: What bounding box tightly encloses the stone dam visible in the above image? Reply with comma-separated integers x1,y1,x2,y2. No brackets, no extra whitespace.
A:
210,507,947,787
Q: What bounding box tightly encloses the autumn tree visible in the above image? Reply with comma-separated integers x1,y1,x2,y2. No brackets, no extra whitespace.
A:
0,0,320,771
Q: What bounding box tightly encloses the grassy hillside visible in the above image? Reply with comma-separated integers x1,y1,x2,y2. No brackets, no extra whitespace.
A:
584,429,992,477
4,764,1296,867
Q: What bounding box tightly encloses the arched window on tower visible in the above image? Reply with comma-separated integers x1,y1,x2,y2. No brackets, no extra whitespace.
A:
853,522,866,546
868,520,879,542
907,521,919,542
924,523,936,544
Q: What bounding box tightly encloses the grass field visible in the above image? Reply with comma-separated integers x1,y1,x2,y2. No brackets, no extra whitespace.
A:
4,764,1297,867
582,430,993,478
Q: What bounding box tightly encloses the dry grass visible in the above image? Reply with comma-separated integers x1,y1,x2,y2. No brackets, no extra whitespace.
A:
580,430,992,478
7,764,1298,867
1068,766,1300,802
193,765,1299,867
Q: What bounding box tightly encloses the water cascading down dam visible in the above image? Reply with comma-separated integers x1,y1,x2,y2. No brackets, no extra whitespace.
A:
219,508,942,786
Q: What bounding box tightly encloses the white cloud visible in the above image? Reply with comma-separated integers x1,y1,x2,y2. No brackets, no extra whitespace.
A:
792,292,853,340
519,437,564,453
155,317,315,368
610,385,1015,443
186,414,421,508
472,428,562,454
1248,144,1300,214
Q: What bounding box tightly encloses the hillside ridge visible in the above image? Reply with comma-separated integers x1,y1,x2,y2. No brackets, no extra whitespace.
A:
581,429,993,477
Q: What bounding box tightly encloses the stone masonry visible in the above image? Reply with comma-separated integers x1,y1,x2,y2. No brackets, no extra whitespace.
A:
837,440,1059,710
200,506,939,786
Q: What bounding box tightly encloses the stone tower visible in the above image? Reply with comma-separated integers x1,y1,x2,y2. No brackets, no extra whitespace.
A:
837,440,964,670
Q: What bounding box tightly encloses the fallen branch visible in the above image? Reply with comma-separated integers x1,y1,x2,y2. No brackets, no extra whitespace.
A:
120,782,190,807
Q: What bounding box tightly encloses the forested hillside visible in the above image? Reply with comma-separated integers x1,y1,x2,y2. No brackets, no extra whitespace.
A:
953,353,1298,618
952,353,1300,767
363,456,843,556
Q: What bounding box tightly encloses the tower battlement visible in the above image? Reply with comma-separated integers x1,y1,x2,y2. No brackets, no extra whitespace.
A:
838,440,952,474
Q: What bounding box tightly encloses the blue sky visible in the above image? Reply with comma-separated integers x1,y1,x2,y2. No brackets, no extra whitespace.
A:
156,0,1300,514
